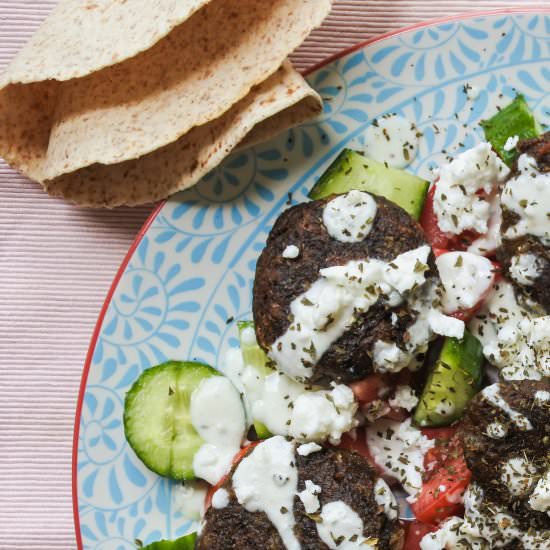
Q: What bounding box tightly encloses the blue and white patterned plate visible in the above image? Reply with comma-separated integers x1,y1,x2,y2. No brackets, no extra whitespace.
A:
74,10,550,549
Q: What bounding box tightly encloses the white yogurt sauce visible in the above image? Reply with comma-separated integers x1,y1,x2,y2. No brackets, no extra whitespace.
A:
190,376,246,485
232,436,300,550
283,245,300,259
436,251,495,313
211,488,230,509
363,114,419,169
509,253,543,286
173,480,208,520
269,246,437,381
297,479,322,513
366,418,434,498
529,469,550,514
501,456,537,496
322,191,377,243
481,384,533,431
469,281,550,380
374,478,398,520
224,343,357,445
388,385,418,412
316,501,374,549
433,142,510,235
502,154,550,246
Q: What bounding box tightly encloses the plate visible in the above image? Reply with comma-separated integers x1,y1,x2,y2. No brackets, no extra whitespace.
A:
73,9,550,549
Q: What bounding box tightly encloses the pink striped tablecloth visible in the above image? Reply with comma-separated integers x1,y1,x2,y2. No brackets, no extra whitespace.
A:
0,1,544,548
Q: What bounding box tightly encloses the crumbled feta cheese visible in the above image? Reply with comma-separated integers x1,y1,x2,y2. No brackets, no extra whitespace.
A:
372,340,411,373
501,154,550,246
534,390,550,403
282,244,300,259
501,456,537,496
467,194,502,256
469,281,550,381
323,190,377,243
211,488,230,509
427,308,465,339
509,253,543,286
297,479,322,513
367,418,434,497
486,421,507,439
529,469,550,513
433,142,510,235
374,478,398,520
436,251,495,312
388,385,418,411
503,134,519,151
383,245,431,294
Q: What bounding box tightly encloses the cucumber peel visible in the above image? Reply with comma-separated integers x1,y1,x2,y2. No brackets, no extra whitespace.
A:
237,321,273,439
481,95,542,166
140,532,197,550
413,330,483,428
308,149,429,220
124,361,219,480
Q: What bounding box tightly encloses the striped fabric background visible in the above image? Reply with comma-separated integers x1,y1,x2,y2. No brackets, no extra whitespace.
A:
0,1,544,548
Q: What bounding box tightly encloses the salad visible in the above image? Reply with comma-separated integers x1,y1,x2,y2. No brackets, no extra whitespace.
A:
123,95,550,550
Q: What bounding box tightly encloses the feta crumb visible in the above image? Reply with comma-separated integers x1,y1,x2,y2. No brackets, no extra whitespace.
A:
282,244,300,259
509,253,543,286
433,142,510,235
503,134,519,151
501,456,537,495
297,442,322,456
374,478,398,520
211,488,230,509
529,469,550,512
388,385,419,411
427,308,465,339
297,479,322,513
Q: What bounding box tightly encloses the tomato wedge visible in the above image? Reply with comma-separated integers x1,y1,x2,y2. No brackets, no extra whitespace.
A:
204,442,259,510
420,185,480,252
350,374,387,404
411,428,470,524
403,520,437,550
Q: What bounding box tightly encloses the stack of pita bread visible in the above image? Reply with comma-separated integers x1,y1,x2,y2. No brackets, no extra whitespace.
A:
0,0,332,207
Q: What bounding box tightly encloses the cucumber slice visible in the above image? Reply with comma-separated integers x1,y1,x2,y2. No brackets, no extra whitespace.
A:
124,361,219,480
308,149,429,220
481,95,542,166
413,330,483,428
237,321,273,439
141,533,197,550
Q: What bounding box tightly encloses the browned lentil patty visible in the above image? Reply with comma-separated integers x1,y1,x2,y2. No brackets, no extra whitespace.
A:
252,193,435,386
196,445,404,550
498,132,550,312
459,380,550,533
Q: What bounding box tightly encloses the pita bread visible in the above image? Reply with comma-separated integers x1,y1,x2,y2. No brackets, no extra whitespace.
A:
0,0,331,206
44,62,321,207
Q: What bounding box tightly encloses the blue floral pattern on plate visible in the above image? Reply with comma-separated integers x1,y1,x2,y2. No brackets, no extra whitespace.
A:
76,12,550,548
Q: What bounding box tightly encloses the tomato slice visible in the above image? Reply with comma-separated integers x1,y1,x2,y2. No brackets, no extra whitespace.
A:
403,520,437,550
350,374,387,404
412,429,470,524
420,185,450,249
204,442,259,510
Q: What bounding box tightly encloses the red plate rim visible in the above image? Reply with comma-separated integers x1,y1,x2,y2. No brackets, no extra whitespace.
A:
71,7,550,548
